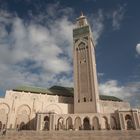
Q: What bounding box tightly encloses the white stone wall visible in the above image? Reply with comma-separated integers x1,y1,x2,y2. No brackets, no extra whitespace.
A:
0,90,74,129
99,100,130,114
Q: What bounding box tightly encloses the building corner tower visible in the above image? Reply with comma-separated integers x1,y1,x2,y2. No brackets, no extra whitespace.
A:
73,13,100,113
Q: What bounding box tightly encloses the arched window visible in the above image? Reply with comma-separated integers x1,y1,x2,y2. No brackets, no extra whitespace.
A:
78,42,85,50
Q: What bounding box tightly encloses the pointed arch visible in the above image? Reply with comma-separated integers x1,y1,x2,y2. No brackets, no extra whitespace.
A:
16,104,31,130
92,116,100,130
102,116,108,130
0,103,10,129
75,38,88,48
57,117,64,130
0,103,10,114
83,117,91,130
66,117,73,130
74,117,82,130
17,104,31,115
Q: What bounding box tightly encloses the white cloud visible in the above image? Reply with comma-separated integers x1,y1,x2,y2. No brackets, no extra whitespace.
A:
99,80,140,107
0,8,74,91
136,44,140,55
99,80,129,98
112,6,125,30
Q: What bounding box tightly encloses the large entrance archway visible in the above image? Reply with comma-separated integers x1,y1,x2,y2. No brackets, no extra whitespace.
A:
83,117,91,130
16,105,31,130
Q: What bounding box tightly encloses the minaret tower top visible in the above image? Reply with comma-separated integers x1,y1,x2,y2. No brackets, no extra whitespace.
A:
76,12,88,27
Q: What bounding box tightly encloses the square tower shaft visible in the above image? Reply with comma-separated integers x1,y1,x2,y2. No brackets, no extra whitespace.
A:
73,14,100,113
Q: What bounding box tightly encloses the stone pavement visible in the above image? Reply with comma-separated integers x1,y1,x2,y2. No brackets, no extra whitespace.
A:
0,130,140,140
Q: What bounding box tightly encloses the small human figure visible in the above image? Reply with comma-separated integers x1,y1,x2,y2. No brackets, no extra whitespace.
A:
2,128,6,136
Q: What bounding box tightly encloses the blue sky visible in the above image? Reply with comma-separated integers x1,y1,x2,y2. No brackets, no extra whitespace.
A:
0,0,140,107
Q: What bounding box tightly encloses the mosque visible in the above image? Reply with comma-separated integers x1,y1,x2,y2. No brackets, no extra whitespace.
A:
0,14,140,131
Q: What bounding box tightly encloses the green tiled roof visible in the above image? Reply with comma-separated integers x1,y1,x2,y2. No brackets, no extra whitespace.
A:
13,85,123,101
49,86,73,97
99,95,122,102
13,86,52,95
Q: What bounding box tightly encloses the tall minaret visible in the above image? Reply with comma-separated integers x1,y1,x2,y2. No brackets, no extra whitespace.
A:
73,13,100,113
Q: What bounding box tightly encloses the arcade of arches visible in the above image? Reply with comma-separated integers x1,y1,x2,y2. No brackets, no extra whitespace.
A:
36,111,140,131
56,116,112,130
